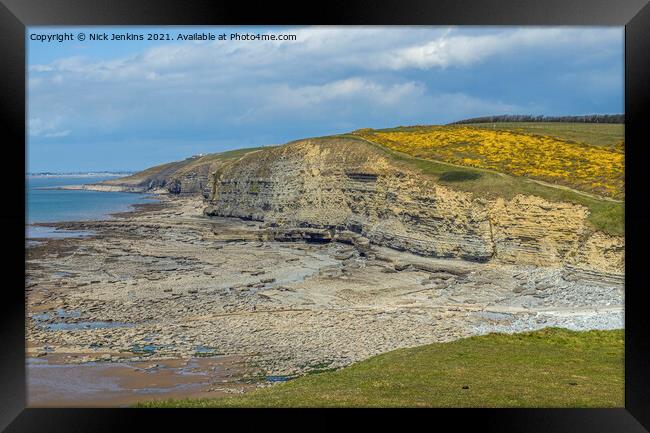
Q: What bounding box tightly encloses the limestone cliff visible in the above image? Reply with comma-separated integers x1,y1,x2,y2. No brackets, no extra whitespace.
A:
100,158,213,196
203,137,624,276
101,149,262,197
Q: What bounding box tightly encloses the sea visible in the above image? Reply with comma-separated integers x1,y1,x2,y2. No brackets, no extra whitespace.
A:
26,175,156,240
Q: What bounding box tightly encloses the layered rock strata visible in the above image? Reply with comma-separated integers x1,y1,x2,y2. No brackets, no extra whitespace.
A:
203,137,624,277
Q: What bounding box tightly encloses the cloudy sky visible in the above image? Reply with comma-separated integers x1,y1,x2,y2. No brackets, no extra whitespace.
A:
27,26,624,172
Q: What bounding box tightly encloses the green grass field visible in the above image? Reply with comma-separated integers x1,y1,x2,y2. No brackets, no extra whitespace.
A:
466,122,624,148
104,146,269,187
137,328,624,408
194,146,268,162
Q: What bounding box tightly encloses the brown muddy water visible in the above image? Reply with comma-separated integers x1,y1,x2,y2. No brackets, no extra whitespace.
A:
27,354,254,407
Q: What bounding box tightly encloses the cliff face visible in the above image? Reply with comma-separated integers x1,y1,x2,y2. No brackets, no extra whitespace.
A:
164,161,216,197
102,150,261,197
101,158,214,196
204,137,624,276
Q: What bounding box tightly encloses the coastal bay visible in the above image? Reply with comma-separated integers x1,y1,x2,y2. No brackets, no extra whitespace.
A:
25,190,623,406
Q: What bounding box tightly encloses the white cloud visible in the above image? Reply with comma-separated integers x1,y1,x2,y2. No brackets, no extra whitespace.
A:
26,26,622,147
267,78,425,108
43,130,70,138
29,64,54,72
29,27,622,81
28,116,71,138
379,28,622,70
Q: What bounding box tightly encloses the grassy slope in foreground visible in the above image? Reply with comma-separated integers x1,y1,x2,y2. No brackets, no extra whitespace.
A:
138,328,623,408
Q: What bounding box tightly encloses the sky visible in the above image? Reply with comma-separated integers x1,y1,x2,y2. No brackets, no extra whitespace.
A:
27,26,624,172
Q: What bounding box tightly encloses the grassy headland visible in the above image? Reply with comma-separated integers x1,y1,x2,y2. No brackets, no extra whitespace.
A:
466,122,624,148
102,146,268,187
352,125,623,200
341,123,624,236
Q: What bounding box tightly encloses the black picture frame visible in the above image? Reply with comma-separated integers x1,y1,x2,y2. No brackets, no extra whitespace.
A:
1,0,648,431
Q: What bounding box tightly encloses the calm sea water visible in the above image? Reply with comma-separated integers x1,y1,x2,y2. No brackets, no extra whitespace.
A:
26,176,156,239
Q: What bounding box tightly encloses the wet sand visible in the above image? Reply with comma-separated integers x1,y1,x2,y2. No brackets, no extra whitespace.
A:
25,194,624,406
27,354,252,407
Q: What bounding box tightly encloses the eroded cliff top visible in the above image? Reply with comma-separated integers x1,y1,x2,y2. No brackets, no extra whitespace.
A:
104,123,624,236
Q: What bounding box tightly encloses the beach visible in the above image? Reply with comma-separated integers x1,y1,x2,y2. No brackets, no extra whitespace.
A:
25,191,624,406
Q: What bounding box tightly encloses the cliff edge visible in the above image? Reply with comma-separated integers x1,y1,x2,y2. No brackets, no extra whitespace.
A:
203,137,623,276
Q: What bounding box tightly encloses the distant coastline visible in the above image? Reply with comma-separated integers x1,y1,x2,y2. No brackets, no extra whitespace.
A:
41,184,146,193
27,172,134,178
26,175,157,229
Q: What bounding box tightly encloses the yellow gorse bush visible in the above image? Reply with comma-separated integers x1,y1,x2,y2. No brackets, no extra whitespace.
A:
355,126,624,199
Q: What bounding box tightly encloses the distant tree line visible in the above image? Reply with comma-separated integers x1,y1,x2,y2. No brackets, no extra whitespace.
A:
450,114,624,124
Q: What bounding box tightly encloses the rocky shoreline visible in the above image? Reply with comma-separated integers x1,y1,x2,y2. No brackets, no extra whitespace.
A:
26,192,624,404
44,183,152,193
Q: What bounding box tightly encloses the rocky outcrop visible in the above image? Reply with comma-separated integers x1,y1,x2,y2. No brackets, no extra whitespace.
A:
101,153,254,197
204,137,624,275
165,168,213,197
